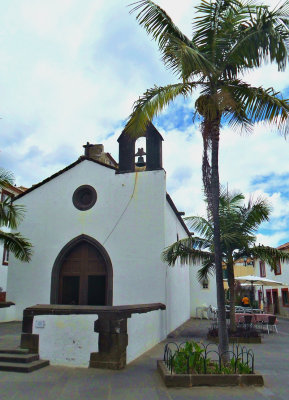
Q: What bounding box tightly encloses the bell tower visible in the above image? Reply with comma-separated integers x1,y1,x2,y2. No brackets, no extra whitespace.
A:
117,123,163,173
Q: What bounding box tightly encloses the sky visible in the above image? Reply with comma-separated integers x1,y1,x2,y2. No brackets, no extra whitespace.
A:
0,0,289,247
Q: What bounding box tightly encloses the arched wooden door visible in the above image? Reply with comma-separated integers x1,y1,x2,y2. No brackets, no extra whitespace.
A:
58,241,109,305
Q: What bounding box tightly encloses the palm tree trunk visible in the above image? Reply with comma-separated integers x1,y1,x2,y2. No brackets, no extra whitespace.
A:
227,257,236,332
202,117,229,362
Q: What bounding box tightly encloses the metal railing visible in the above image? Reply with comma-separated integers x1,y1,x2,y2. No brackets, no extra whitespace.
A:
163,341,254,375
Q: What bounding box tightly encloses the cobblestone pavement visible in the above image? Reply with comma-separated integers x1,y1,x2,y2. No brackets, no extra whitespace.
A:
0,318,289,400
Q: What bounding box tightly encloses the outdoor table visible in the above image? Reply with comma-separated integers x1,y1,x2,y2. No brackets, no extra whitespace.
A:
235,313,277,324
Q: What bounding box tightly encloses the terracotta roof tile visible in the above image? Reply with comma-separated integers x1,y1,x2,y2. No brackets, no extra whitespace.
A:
277,241,289,250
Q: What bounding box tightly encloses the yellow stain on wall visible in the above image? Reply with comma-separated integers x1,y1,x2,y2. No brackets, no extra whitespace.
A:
55,321,66,329
77,209,93,230
130,171,139,201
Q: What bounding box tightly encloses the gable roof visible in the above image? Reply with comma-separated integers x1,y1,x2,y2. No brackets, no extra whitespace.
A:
117,122,164,142
14,156,117,201
277,241,289,250
166,193,191,237
1,182,25,195
13,157,190,237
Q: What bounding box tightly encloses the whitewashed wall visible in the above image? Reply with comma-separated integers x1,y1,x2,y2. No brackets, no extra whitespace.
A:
7,161,167,318
163,194,217,319
6,160,196,365
127,309,166,363
33,310,166,367
164,200,191,334
6,161,171,365
190,268,217,317
33,315,98,367
0,305,15,322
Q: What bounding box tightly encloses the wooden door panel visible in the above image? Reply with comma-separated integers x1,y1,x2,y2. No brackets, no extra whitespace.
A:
58,241,108,305
60,276,80,305
88,276,106,305
62,260,82,274
87,262,106,274
65,243,84,259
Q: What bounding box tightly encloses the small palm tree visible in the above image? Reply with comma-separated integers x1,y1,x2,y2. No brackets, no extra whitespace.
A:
0,168,32,263
162,191,289,332
125,0,289,357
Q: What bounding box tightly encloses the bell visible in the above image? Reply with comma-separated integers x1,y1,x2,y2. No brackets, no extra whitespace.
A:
135,156,146,167
135,147,146,167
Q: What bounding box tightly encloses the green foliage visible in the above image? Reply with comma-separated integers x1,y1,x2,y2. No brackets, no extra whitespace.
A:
128,0,289,360
172,341,208,374
126,0,289,138
163,190,289,277
171,340,253,374
0,168,32,262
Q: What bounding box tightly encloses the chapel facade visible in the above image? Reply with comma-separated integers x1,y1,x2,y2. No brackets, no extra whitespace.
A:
3,125,217,366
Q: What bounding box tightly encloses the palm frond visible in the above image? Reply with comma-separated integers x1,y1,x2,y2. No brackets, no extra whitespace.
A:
250,245,289,271
162,237,213,266
219,190,244,211
185,216,214,241
0,168,15,188
226,81,289,135
220,232,247,250
0,230,32,262
193,1,256,60
220,1,289,76
224,103,254,133
124,82,196,137
162,34,213,79
240,196,271,234
197,258,215,282
130,1,216,78
0,199,25,229
130,1,191,49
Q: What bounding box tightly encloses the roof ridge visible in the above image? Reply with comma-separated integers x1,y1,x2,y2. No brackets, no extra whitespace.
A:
13,156,117,201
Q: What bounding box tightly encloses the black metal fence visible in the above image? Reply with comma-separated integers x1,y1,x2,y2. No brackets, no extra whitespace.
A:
163,341,254,375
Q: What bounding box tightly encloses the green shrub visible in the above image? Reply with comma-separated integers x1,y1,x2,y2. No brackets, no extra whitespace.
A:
171,341,253,375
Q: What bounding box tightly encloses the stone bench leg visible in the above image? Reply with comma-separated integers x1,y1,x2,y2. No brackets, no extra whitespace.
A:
90,316,128,370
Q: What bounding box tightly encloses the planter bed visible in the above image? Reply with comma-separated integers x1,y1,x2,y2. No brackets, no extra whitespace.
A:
207,335,262,344
157,360,264,387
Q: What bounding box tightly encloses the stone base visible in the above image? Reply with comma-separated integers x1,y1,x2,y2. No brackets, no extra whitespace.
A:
157,361,264,387
89,352,126,370
20,333,39,353
207,335,262,344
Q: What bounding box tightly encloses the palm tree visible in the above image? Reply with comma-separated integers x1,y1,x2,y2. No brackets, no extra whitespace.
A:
0,168,32,263
124,0,289,358
162,191,289,332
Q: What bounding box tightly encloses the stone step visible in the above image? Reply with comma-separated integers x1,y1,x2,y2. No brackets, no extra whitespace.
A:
0,348,29,355
0,359,49,373
0,353,39,363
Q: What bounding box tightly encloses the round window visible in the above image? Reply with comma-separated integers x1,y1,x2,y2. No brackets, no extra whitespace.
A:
72,185,97,211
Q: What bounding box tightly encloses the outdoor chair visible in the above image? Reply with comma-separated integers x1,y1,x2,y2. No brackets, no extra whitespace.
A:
238,314,253,330
252,308,263,314
262,315,278,334
207,305,217,320
196,306,209,319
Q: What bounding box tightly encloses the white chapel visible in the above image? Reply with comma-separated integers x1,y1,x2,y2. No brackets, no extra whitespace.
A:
2,124,217,367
